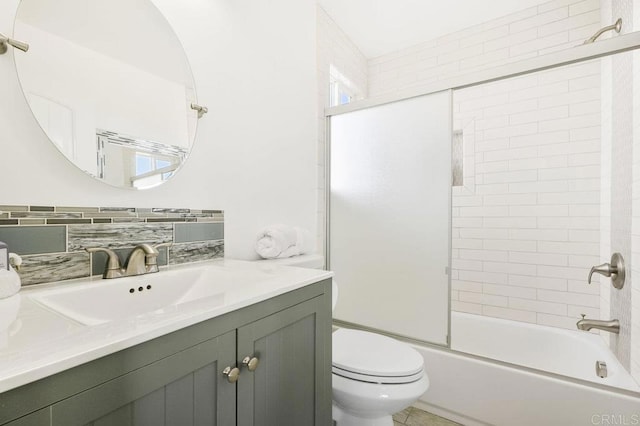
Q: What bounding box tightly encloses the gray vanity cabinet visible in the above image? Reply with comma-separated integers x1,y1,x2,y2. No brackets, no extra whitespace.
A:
1,280,331,426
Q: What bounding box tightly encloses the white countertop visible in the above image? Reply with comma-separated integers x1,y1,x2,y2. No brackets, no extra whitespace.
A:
0,259,333,394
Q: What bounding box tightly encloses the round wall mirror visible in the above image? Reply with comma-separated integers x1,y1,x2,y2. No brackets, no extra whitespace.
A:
13,0,201,190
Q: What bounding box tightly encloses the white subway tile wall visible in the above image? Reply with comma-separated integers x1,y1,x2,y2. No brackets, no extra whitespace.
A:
450,59,603,329
368,0,601,99
316,5,368,255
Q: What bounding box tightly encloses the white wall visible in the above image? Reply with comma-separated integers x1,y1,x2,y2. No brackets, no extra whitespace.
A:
0,0,318,260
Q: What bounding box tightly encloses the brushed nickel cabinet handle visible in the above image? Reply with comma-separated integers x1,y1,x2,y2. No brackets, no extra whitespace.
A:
242,356,259,372
222,366,240,383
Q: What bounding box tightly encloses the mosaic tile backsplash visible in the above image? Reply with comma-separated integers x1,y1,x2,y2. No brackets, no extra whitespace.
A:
0,205,224,285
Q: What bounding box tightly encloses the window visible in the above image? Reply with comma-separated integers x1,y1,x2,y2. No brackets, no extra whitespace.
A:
329,65,358,107
330,78,353,106
133,153,177,189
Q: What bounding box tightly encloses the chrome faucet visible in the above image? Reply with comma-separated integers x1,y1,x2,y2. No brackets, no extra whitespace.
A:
576,318,620,334
86,242,172,279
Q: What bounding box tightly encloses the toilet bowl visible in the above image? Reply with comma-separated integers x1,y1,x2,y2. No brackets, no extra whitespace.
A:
332,328,429,426
257,254,429,426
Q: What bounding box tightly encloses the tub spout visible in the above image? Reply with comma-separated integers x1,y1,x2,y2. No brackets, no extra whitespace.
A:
576,318,620,334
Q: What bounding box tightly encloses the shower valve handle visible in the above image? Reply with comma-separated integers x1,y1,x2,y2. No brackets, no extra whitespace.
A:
588,253,625,289
588,263,614,283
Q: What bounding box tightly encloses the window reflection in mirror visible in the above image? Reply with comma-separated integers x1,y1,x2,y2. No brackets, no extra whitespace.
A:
97,130,185,190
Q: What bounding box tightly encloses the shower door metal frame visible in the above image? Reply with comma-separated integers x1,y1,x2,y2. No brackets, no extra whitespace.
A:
325,31,640,118
327,91,453,347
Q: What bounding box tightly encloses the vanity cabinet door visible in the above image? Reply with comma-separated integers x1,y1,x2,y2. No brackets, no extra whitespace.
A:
236,296,331,426
49,331,236,426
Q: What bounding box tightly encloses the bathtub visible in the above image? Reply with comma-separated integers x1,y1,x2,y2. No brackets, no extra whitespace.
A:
413,312,640,426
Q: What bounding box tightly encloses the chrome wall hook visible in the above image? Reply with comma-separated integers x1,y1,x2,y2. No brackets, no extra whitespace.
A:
0,32,29,55
190,103,208,119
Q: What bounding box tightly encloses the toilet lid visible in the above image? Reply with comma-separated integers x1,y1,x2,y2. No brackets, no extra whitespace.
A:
332,329,424,380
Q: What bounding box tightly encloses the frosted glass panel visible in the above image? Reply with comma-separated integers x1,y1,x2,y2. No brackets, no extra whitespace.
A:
330,91,451,345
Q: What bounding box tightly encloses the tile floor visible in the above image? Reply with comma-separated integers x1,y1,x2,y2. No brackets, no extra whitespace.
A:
393,407,461,426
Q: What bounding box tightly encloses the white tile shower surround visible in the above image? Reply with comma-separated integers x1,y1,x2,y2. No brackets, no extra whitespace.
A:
450,58,602,330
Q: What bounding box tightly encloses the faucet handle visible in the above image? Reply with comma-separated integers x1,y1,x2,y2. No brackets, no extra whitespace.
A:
85,247,120,268
85,247,123,279
142,243,172,274
133,244,160,272
136,243,171,274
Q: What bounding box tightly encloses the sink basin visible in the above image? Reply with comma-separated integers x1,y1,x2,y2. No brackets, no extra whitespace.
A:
28,264,258,326
26,260,322,326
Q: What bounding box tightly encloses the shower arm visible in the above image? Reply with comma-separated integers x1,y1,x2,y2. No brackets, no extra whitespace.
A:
0,32,29,54
583,18,622,44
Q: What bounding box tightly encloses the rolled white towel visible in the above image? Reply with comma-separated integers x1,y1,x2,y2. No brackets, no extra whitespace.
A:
255,225,313,259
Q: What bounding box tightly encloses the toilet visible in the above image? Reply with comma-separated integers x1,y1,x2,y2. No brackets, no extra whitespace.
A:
259,254,429,426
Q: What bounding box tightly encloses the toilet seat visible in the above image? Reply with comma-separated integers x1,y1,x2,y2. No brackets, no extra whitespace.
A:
332,328,424,384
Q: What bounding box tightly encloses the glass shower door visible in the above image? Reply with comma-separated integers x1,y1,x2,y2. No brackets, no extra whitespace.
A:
329,91,451,345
